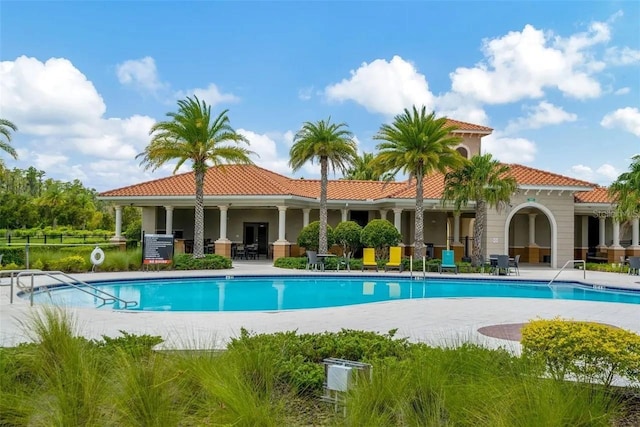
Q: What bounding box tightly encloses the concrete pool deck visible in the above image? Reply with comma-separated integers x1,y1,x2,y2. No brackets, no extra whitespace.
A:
1,262,638,350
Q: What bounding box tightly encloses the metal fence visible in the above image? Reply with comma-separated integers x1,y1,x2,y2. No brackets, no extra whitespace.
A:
1,234,114,245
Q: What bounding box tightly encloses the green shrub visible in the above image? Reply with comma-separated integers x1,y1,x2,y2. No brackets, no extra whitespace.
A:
521,318,640,387
173,254,232,270
333,221,362,256
49,255,87,273
273,256,308,269
360,219,401,258
93,330,163,359
297,221,334,252
0,247,25,266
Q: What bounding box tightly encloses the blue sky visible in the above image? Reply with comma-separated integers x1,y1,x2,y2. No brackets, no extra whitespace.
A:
1,1,639,192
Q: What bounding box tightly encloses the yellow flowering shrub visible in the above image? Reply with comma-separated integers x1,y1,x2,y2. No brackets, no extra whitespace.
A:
521,318,640,387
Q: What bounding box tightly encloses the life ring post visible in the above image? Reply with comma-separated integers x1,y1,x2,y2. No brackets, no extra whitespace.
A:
90,246,106,272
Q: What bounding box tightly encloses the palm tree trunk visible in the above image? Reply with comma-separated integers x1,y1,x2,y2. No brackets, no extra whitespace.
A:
193,168,205,258
414,169,424,259
319,157,328,254
472,199,486,266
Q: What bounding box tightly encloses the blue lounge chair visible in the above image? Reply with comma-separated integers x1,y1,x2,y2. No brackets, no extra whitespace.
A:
439,250,458,274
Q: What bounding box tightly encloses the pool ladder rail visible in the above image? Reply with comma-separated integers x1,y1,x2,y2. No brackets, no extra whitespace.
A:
547,260,586,287
2,269,138,309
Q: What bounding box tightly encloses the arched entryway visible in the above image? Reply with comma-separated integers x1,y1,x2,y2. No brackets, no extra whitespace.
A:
503,202,558,268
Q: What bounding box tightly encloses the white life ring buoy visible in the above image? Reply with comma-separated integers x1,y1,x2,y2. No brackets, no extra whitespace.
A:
90,247,105,266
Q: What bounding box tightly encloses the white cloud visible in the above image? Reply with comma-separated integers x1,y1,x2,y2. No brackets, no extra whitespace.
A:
481,133,537,163
0,56,159,189
449,19,612,104
298,86,314,101
325,55,435,116
614,87,630,95
505,101,577,133
116,56,166,93
237,129,292,176
174,83,239,107
600,107,640,137
605,47,640,66
568,163,619,185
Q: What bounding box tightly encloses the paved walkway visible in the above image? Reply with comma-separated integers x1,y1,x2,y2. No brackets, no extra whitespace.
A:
1,262,638,350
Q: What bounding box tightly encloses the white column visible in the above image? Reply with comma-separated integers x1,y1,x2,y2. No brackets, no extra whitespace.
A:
453,212,461,244
581,215,589,248
612,219,621,248
393,208,402,234
341,208,349,222
302,208,310,227
379,209,388,220
164,206,174,236
598,216,607,248
277,206,287,242
218,205,228,240
528,213,537,246
114,205,123,238
632,217,639,247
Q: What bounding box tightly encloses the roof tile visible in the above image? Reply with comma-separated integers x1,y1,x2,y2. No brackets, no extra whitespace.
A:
574,187,613,204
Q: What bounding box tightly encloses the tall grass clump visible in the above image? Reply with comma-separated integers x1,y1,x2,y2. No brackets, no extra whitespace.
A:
23,307,108,426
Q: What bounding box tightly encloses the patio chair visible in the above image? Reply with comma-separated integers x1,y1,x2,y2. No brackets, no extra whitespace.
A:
479,255,493,275
509,254,520,276
496,255,511,275
619,255,627,273
306,250,324,271
337,251,351,272
439,250,458,274
234,244,246,259
362,248,378,271
628,256,640,275
384,246,403,272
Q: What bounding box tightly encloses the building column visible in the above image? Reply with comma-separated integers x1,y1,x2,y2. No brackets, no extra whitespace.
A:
164,206,174,236
526,213,540,264
628,217,640,257
597,216,607,250
114,205,123,239
302,208,310,227
341,208,349,222
453,213,461,244
379,209,388,220
393,208,402,234
214,205,232,257
273,206,290,261
609,219,626,263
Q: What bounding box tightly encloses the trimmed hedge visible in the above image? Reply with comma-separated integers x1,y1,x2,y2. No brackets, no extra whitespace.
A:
173,254,232,270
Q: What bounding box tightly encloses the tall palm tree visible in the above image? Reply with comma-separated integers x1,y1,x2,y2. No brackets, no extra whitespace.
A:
344,151,395,181
289,118,357,254
137,96,253,258
0,118,18,160
373,106,465,258
609,154,640,221
441,153,517,266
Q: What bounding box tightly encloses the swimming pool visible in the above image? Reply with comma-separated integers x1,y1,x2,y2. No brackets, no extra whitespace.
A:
25,275,640,312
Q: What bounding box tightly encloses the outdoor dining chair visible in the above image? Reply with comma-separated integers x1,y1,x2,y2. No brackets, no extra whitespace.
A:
628,256,640,275
306,250,324,271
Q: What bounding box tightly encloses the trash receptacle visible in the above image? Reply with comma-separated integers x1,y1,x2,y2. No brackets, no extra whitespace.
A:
426,243,434,259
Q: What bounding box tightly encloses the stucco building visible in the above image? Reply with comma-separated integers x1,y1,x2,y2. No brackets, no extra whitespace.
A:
99,119,639,268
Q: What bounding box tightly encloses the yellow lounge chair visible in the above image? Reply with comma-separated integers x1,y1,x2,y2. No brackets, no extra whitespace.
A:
384,246,403,272
361,248,378,271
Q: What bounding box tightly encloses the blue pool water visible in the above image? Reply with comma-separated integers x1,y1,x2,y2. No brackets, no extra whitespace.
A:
26,276,640,312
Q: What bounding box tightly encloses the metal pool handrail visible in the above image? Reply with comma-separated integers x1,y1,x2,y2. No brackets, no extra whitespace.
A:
15,270,138,309
548,260,586,287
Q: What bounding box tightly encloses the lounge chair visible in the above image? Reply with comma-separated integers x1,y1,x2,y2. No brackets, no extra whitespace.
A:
384,246,403,272
628,256,640,275
306,250,324,271
496,255,510,275
362,248,378,271
509,254,520,276
439,250,458,274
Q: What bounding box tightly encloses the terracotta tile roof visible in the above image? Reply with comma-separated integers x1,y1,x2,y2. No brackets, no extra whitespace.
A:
507,164,595,188
100,164,307,197
100,163,599,200
445,118,493,133
574,186,613,204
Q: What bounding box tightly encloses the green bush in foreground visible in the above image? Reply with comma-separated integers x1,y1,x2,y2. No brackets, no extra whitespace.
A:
521,318,640,387
0,308,632,426
173,253,232,270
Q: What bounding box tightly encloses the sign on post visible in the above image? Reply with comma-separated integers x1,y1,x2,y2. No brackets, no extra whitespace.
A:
142,233,174,265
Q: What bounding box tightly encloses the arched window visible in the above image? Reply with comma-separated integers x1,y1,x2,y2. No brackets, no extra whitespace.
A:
456,146,469,159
